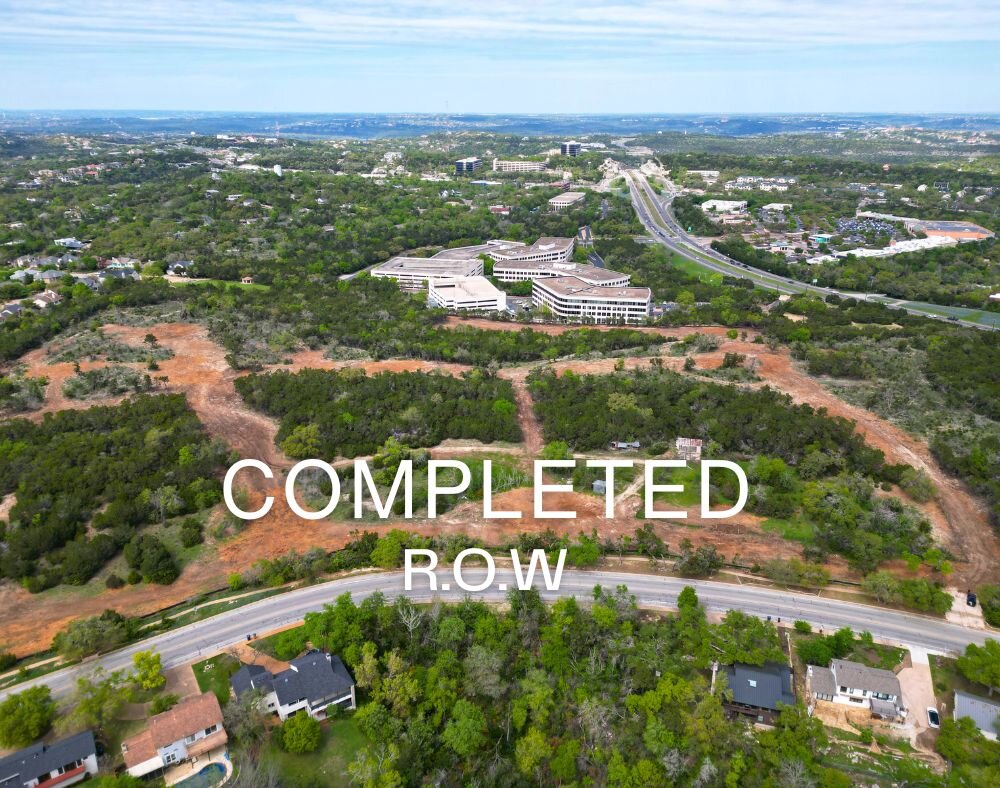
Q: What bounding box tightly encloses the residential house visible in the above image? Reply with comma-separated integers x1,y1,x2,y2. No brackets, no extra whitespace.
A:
99,269,139,283
807,659,903,719
0,303,24,321
954,691,1000,741
0,731,98,788
121,692,227,778
34,270,66,285
166,260,193,276
32,290,62,309
675,437,703,461
719,662,795,725
230,651,356,721
53,237,85,249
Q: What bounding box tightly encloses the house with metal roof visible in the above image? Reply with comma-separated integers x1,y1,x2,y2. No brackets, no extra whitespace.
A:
954,690,1000,741
720,661,795,724
807,658,903,720
231,651,356,721
0,731,98,788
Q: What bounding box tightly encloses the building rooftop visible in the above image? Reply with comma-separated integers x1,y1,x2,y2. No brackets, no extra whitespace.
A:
232,652,355,711
430,276,505,301
954,691,1000,737
499,259,625,284
372,255,482,277
122,692,225,769
0,731,96,785
722,662,795,711
535,275,651,301
548,192,586,205
910,219,992,234
831,659,901,697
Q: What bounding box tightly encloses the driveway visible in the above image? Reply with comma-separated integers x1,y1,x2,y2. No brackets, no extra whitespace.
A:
897,647,939,749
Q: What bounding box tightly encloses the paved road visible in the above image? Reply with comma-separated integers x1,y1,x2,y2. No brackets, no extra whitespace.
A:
625,170,996,331
2,568,991,704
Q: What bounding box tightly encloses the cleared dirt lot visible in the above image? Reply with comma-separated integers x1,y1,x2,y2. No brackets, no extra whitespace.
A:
0,319,996,655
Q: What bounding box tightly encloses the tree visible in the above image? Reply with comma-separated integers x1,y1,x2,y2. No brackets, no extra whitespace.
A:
53,610,133,659
132,649,166,690
64,669,132,735
278,712,322,753
515,726,552,776
540,441,571,461
124,533,180,584
0,685,56,747
223,689,269,752
957,639,1000,696
442,699,487,758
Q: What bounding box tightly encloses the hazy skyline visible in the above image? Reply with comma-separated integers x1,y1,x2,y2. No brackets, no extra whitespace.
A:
2,0,999,113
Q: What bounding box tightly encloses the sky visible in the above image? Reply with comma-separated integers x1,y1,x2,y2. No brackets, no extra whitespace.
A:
1,0,999,113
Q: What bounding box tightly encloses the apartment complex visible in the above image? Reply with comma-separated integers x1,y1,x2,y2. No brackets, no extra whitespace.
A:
561,141,582,157
454,157,482,174
532,276,651,323
492,158,547,173
548,192,586,211
428,276,507,312
0,732,98,788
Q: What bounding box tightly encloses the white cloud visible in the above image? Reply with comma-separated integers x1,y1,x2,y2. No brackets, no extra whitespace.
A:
2,0,999,54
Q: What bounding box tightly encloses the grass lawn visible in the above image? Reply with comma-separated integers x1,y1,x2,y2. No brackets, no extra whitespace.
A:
169,278,271,292
262,714,366,787
761,517,815,543
650,463,736,508
192,653,241,705
666,253,724,284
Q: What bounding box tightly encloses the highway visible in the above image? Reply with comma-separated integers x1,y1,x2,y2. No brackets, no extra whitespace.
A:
625,170,996,331
2,568,992,704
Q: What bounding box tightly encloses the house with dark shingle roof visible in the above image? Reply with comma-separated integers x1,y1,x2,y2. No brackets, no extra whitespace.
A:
954,690,1000,741
807,658,902,720
719,662,795,725
0,731,98,788
230,651,356,721
121,692,227,778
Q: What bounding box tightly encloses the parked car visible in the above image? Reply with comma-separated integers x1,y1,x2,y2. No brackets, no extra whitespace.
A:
968,591,978,607
927,708,941,728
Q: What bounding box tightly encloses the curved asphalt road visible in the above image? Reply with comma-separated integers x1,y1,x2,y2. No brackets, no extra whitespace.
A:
2,568,991,704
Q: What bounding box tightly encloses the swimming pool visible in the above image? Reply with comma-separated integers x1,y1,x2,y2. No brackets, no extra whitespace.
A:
173,762,227,788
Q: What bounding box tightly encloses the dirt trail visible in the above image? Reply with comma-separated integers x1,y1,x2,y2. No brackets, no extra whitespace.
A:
1,319,997,655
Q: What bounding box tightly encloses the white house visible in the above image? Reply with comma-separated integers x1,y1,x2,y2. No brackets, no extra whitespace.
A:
230,651,356,721
807,659,903,719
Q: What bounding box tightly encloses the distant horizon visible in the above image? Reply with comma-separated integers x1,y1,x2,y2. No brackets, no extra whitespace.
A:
3,109,1000,117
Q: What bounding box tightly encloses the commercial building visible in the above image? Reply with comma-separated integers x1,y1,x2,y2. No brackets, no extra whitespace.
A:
561,141,582,157
122,693,228,778
701,199,747,214
231,651,356,721
954,691,1000,741
532,276,650,323
372,255,485,291
492,158,547,173
495,258,630,286
0,732,98,788
834,235,956,259
454,157,483,174
807,659,902,720
428,276,507,312
906,219,994,242
548,192,586,212
488,237,575,269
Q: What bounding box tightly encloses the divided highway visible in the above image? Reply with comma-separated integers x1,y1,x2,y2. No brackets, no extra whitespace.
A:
625,170,995,330
2,568,991,704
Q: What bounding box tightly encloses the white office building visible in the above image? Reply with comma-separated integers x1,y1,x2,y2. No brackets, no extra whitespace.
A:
372,256,484,291
549,192,586,211
428,276,507,312
454,157,483,174
492,158,547,173
488,237,575,268
561,141,582,157
701,199,748,214
533,276,650,323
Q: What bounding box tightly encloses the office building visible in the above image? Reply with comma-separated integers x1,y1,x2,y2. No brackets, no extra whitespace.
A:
428,276,507,312
488,237,576,269
372,255,484,291
492,158,547,173
454,157,483,174
561,141,582,157
532,276,650,323
548,192,586,211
